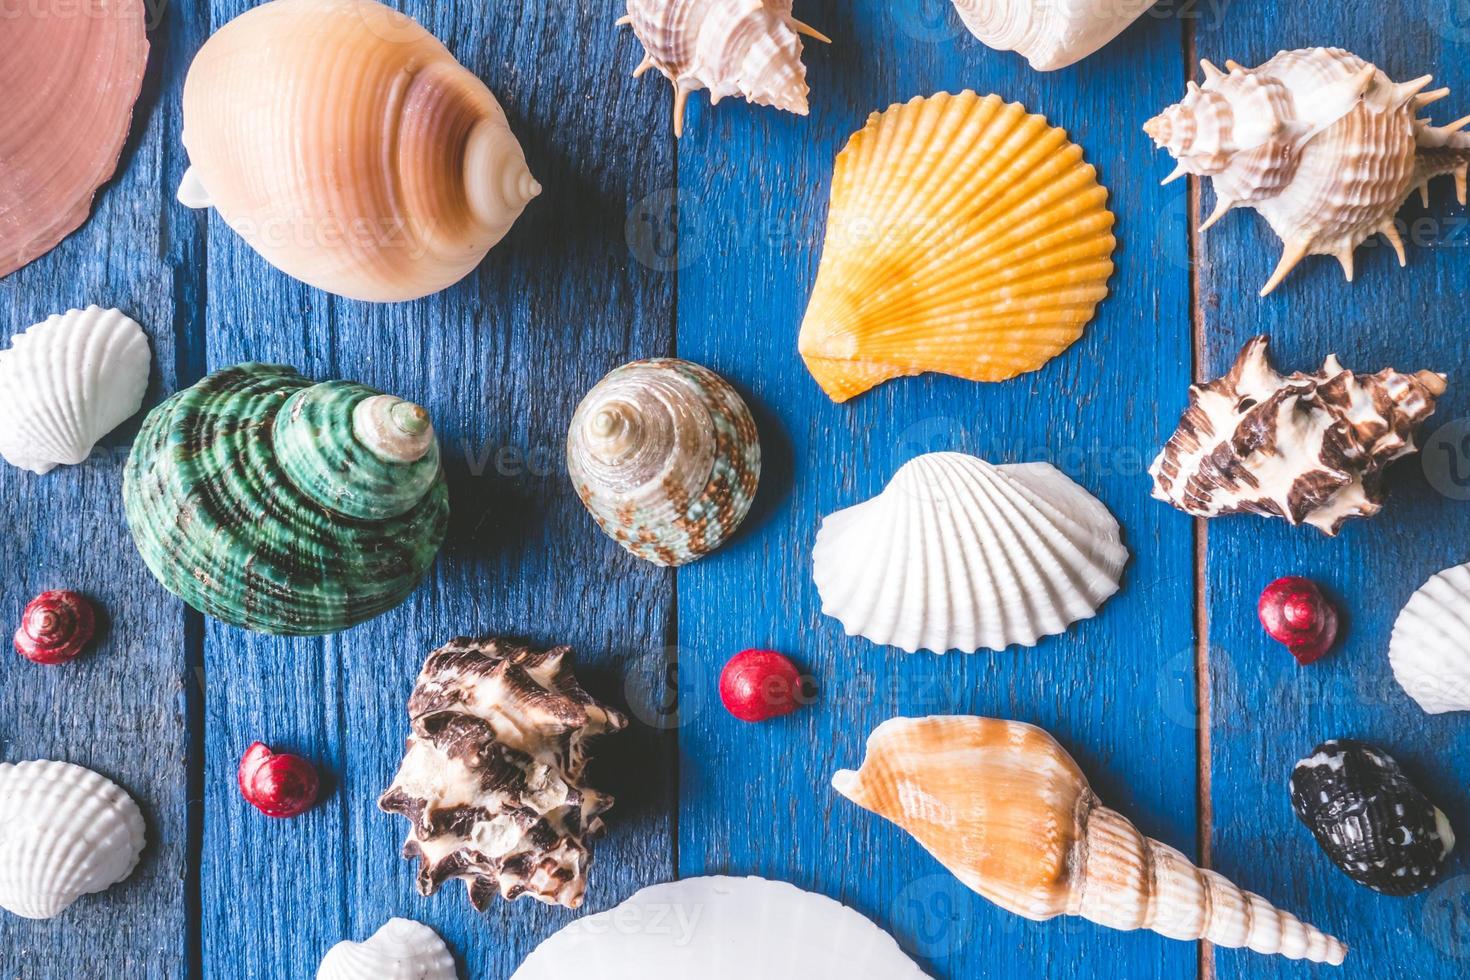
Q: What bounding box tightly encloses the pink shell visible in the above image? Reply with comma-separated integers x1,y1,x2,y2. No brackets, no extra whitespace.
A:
13,590,96,665
0,0,150,276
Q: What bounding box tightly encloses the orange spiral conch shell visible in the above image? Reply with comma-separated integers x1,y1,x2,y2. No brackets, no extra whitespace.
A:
178,0,541,302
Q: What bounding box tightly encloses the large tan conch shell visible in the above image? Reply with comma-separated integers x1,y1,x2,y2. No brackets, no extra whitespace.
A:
1,0,149,276
1146,47,1470,296
618,0,829,137
799,92,1116,403
178,0,541,302
950,0,1159,71
834,716,1348,966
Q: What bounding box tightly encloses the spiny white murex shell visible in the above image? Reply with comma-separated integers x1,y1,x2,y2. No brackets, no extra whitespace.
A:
0,306,151,475
950,0,1159,71
0,760,146,919
317,918,457,980
813,452,1127,653
1147,47,1470,296
178,0,541,302
619,0,829,137
511,877,928,979
1390,562,1470,714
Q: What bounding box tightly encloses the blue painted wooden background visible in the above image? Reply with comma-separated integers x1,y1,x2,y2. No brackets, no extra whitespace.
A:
3,1,1470,978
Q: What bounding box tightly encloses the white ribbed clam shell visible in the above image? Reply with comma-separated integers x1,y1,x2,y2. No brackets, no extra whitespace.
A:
0,306,150,475
950,0,1158,71
317,919,457,980
1390,562,1470,714
813,453,1127,653
512,877,928,979
0,761,146,919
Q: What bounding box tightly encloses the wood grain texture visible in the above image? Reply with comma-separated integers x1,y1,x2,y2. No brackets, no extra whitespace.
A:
1195,4,1470,979
674,2,1198,977
0,1,206,976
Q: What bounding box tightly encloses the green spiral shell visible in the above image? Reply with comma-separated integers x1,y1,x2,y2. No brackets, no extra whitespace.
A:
123,364,450,636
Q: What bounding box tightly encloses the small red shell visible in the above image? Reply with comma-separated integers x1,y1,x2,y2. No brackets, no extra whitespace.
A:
1259,576,1339,665
13,590,96,665
719,649,810,723
238,742,320,818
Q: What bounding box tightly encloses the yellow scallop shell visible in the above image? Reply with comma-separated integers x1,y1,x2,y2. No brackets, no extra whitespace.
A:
798,92,1117,403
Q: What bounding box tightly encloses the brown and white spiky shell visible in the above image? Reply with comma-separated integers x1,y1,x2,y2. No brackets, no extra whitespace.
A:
379,637,628,910
618,0,828,137
834,716,1348,965
1146,47,1470,295
1149,336,1445,534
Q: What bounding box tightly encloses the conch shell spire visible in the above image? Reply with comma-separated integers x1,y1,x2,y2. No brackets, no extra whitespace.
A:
834,717,1348,965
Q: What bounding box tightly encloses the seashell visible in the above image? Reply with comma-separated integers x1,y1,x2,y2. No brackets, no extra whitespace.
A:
318,918,457,980
618,0,829,138
950,0,1159,71
798,92,1116,403
1150,336,1446,535
512,876,928,979
1290,739,1455,896
2,0,148,277
813,453,1127,653
1390,562,1470,714
0,761,146,920
13,590,97,666
567,358,760,567
123,364,449,636
0,307,151,475
1146,48,1470,296
835,716,1348,965
380,636,628,910
178,0,541,302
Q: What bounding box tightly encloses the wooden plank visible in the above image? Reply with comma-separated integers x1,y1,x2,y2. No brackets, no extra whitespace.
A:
197,1,677,977
1197,4,1470,978
0,1,207,975
675,2,1197,977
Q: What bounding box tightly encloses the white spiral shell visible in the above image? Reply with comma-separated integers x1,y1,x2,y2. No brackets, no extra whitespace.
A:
0,761,146,920
950,0,1159,71
813,452,1127,653
317,919,457,980
0,306,151,475
1390,562,1470,714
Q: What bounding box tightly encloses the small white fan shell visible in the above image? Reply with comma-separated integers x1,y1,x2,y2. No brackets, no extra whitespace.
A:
0,760,146,919
1390,562,1470,714
317,918,457,980
512,877,927,979
0,305,151,475
813,452,1128,653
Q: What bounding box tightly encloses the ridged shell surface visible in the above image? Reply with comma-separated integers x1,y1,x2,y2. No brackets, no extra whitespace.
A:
512,877,928,979
1391,562,1470,714
1147,48,1470,295
1291,740,1455,896
813,453,1127,652
834,717,1348,965
620,0,826,137
179,0,540,302
799,92,1116,402
567,358,760,567
0,761,145,920
950,0,1159,71
123,364,449,636
0,306,151,475
317,919,457,980
1,0,149,276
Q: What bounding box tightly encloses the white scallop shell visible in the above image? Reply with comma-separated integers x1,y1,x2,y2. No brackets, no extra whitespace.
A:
813,452,1128,653
1390,562,1470,714
950,0,1158,71
0,306,151,475
511,877,928,979
0,760,146,919
317,918,457,980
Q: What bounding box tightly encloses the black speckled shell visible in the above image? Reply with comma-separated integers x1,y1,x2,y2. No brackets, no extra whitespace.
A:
1290,739,1454,896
